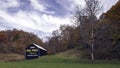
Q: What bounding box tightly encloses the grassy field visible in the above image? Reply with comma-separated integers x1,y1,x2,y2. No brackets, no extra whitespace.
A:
0,55,120,68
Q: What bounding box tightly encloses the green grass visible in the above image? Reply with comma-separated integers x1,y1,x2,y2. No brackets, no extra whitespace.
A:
0,55,120,68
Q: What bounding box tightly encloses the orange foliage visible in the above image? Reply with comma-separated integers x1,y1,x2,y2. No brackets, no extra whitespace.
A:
105,1,120,22
0,32,8,43
0,29,44,54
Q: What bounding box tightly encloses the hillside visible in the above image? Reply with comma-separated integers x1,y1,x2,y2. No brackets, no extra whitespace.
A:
47,1,120,59
56,47,83,59
56,46,92,59
0,53,24,62
0,29,44,54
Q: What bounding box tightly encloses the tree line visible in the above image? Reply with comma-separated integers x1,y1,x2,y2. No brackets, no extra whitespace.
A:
46,0,120,60
0,29,44,54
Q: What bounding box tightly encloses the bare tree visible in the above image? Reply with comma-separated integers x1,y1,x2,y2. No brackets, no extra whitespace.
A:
52,30,60,53
85,0,102,62
73,0,102,61
72,5,88,47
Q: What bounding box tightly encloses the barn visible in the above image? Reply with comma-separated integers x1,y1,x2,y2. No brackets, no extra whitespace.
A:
25,43,47,59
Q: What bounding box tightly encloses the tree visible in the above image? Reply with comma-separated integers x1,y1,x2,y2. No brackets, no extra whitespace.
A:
85,0,102,62
52,30,60,53
73,0,102,61
60,25,78,49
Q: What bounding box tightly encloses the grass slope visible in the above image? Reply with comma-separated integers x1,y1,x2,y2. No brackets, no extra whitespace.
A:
0,54,24,62
56,47,82,59
0,56,120,68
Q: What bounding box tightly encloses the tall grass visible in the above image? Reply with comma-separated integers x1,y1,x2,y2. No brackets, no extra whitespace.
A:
0,54,24,62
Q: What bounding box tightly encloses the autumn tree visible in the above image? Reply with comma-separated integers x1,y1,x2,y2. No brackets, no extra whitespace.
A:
0,29,44,54
105,1,120,24
95,1,120,59
0,31,8,43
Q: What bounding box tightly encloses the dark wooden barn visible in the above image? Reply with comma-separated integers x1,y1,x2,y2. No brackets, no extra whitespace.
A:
25,43,47,59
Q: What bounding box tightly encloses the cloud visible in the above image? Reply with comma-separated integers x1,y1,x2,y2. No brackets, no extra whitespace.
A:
37,14,71,32
0,10,70,33
0,0,19,10
71,0,85,7
101,0,118,12
56,0,73,11
0,0,118,38
30,0,55,14
30,0,46,12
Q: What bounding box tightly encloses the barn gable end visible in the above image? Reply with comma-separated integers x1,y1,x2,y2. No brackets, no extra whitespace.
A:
25,43,47,59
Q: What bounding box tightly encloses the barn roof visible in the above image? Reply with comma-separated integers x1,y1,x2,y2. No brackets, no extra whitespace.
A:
32,43,47,51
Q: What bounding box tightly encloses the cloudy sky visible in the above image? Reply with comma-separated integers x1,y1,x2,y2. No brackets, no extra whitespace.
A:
0,0,118,34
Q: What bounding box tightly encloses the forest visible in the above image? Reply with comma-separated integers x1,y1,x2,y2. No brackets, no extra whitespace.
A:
46,1,120,59
0,0,120,60
0,29,44,54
